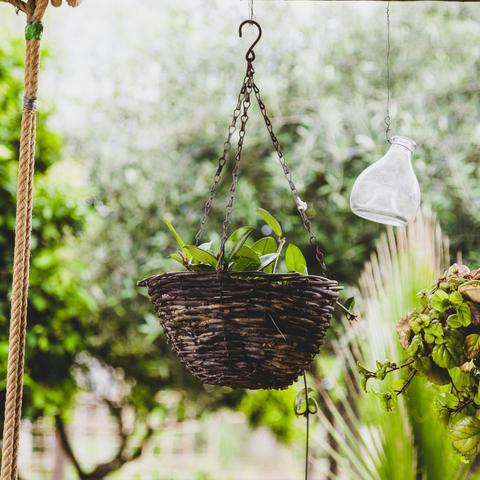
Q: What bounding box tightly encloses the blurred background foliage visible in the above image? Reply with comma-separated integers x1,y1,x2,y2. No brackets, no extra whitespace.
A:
0,37,96,422
2,0,480,477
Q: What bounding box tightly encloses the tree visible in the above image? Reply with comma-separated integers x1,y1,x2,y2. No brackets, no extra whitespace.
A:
0,36,95,426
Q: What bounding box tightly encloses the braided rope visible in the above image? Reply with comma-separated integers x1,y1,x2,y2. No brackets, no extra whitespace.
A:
1,1,48,477
11,113,36,480
0,0,82,13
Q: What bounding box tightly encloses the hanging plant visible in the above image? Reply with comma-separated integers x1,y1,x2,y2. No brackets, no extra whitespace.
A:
164,208,307,275
138,20,344,391
357,263,480,459
139,207,341,390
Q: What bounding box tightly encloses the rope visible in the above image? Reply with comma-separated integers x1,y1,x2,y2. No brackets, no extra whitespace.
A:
1,1,48,477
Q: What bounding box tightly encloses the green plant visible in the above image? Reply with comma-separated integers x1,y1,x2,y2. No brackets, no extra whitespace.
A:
164,208,309,274
357,263,480,459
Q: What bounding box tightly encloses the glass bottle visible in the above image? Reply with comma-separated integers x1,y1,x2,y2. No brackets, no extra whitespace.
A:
350,136,420,227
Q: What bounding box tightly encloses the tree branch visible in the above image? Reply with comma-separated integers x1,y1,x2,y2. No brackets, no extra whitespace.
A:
55,415,86,479
82,427,153,479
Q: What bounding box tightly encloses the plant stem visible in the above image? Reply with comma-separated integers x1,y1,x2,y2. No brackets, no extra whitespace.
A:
385,359,415,374
451,379,462,396
273,237,286,273
449,398,474,414
395,369,417,395
335,300,357,321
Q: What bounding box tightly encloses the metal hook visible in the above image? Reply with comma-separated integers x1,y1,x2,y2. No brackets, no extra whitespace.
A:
239,20,262,62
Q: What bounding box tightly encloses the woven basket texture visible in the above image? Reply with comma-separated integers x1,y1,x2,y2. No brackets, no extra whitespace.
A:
138,271,341,390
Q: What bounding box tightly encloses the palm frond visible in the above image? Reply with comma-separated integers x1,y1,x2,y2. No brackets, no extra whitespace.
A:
311,210,476,479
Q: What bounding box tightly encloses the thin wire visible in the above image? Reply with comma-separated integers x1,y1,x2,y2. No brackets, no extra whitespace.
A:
249,0,254,22
303,373,310,480
384,0,392,143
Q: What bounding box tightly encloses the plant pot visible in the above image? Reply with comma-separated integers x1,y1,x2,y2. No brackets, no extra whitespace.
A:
138,270,341,390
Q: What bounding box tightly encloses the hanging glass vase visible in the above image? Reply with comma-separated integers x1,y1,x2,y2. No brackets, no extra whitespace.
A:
350,136,420,227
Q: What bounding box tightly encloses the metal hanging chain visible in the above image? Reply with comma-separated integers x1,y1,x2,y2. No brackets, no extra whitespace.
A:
197,19,329,277
384,0,392,143
195,20,261,245
217,64,254,265
252,79,330,277
194,76,249,245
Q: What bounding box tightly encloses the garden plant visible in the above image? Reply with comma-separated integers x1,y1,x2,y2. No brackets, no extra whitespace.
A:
358,263,480,459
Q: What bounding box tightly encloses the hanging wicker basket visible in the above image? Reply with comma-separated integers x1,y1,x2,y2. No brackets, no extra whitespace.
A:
138,271,340,389
139,20,344,390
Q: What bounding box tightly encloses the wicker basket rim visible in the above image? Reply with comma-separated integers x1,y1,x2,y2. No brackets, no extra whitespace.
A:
137,270,340,288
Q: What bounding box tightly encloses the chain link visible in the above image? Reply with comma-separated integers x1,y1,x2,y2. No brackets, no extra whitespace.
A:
194,74,250,245
217,63,255,265
252,81,330,277
195,34,330,278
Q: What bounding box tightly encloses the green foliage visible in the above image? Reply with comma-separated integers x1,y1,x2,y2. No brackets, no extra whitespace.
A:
163,216,186,247
33,0,480,472
255,208,282,237
165,210,307,275
357,264,480,457
0,36,96,421
285,244,308,275
449,417,480,456
238,388,299,444
293,387,318,416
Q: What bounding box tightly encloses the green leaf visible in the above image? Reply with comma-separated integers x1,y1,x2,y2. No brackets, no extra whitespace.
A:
449,416,480,455
443,392,460,409
432,343,461,369
407,335,424,356
198,242,213,251
229,246,261,271
183,246,218,268
374,392,395,413
356,362,371,376
426,362,451,385
294,388,318,415
431,289,451,312
224,227,255,262
465,334,480,360
231,245,261,263
259,253,279,271
450,291,463,307
425,323,444,338
285,244,308,275
256,208,282,237
229,258,261,272
361,377,368,393
414,358,429,375
376,366,388,381
188,264,215,272
391,379,406,391
252,237,277,256
409,320,423,334
457,303,472,327
433,400,451,427
447,314,463,329
167,254,182,263
163,217,186,248
421,357,431,371
445,327,465,347
343,297,356,311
